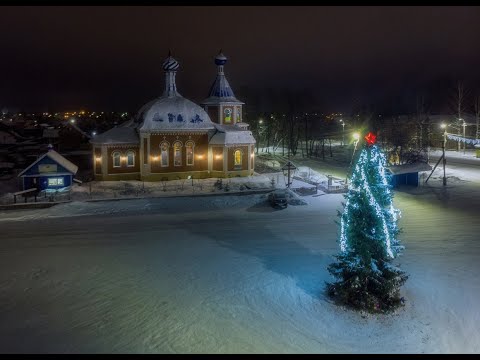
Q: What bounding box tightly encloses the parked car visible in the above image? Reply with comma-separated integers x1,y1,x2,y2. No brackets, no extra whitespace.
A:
268,189,288,209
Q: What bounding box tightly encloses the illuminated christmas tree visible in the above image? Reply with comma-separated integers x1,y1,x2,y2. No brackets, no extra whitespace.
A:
326,132,408,313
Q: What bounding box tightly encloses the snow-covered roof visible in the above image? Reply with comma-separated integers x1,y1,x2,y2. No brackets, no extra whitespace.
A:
18,150,78,177
90,127,139,145
138,95,215,132
209,124,256,145
387,162,432,175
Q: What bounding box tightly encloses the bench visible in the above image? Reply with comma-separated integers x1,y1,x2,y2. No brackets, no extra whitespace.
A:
13,188,38,204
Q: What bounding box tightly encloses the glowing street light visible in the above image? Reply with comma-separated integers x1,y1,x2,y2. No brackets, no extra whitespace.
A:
346,132,361,185
339,119,345,146
440,123,447,185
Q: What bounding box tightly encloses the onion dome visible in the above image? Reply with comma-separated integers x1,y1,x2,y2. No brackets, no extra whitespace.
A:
162,53,180,72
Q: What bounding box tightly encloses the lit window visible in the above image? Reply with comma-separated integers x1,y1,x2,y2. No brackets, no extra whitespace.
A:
161,142,169,167
112,151,121,167
126,150,135,167
48,178,64,186
234,149,242,166
186,141,194,166
174,142,182,166
224,108,232,123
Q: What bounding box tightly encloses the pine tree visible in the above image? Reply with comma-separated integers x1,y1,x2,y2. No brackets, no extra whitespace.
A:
326,132,408,313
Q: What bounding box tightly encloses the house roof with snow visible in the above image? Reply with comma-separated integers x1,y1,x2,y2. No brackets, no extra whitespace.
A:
18,149,78,177
387,162,432,175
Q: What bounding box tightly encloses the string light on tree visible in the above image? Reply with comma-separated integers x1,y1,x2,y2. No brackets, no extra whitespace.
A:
327,132,408,313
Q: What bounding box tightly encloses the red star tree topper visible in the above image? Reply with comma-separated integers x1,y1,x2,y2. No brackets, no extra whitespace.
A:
365,132,377,146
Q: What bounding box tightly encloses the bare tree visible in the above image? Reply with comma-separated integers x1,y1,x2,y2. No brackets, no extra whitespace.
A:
475,94,480,140
449,81,468,151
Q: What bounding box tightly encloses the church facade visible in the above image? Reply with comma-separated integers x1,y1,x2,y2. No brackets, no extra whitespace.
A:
91,52,255,181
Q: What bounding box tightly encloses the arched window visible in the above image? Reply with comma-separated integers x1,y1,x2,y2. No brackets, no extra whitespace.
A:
234,149,242,167
236,107,242,122
186,141,194,166
126,150,135,167
224,108,232,123
160,142,169,167
173,141,182,166
112,151,121,168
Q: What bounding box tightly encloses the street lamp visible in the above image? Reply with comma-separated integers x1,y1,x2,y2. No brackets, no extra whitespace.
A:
346,132,361,185
461,119,467,155
340,119,345,146
351,132,360,165
440,123,447,186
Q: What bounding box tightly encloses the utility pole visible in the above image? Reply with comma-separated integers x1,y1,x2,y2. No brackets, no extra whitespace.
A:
443,127,447,186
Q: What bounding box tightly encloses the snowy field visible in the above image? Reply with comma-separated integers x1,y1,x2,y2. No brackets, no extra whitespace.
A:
0,149,479,353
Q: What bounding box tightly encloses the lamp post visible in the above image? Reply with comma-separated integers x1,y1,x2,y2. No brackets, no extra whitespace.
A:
340,119,345,146
351,132,360,166
441,123,447,186
461,119,467,155
346,132,360,185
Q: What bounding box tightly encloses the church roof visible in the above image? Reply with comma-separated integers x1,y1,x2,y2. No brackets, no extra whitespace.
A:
202,52,244,106
137,54,215,132
138,95,215,132
90,126,139,145
209,123,256,145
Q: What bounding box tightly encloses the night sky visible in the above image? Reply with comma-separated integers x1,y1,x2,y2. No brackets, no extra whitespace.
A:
1,6,480,114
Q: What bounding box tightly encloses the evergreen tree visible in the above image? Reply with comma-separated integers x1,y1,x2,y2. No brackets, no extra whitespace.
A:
326,132,408,313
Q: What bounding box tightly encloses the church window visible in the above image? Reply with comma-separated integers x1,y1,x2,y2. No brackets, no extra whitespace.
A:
161,142,169,167
112,151,121,168
126,150,135,167
234,149,242,167
224,108,232,123
186,141,194,166
236,107,242,122
174,141,182,166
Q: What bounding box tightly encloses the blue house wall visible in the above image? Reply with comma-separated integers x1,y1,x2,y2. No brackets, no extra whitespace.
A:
21,155,74,191
23,174,73,191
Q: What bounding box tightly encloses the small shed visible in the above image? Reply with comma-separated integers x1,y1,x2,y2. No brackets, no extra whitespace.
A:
387,162,432,187
18,148,78,192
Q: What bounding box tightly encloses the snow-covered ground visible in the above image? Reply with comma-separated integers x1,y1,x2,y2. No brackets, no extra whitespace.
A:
0,148,479,353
